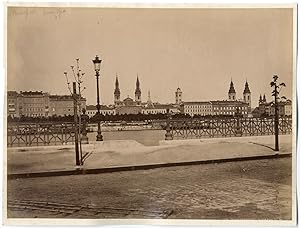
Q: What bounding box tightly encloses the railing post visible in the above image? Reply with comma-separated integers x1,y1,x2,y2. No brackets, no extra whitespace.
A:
165,108,173,140
81,108,89,144
235,107,242,137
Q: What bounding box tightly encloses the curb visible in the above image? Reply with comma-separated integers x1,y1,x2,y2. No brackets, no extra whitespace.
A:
7,153,292,180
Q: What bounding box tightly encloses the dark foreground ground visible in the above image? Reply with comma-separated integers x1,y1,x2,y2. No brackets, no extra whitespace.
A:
7,157,292,220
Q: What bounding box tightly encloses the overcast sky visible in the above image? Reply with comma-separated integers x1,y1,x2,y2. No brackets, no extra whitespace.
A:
7,7,294,106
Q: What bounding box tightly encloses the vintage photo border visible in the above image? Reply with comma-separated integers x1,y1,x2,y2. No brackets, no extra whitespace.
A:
2,2,298,226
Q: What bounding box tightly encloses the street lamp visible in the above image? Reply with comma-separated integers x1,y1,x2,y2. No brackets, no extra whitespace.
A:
93,55,103,141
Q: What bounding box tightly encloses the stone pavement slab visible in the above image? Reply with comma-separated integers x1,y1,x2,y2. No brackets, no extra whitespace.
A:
7,135,292,175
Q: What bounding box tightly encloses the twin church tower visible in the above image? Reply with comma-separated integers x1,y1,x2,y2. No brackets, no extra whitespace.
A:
228,80,251,107
114,75,141,106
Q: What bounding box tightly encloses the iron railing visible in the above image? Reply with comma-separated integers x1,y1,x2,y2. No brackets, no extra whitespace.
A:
7,122,76,147
168,117,292,139
7,117,293,146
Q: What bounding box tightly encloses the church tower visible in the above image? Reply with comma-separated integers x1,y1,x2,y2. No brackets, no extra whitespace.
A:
114,75,121,106
259,94,263,104
175,87,183,105
263,94,266,103
228,80,236,101
243,80,251,108
147,90,154,108
135,75,141,105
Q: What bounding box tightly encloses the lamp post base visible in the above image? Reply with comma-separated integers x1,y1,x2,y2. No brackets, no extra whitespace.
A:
96,133,103,141
165,132,173,140
81,135,89,144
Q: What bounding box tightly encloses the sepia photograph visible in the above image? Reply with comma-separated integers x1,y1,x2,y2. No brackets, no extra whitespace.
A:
4,4,297,225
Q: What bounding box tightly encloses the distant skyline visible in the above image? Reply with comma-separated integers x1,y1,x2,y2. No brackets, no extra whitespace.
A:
7,7,294,106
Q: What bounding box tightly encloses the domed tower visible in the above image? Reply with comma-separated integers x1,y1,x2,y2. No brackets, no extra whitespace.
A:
114,75,121,106
135,75,141,105
243,80,251,108
228,80,236,101
175,87,183,105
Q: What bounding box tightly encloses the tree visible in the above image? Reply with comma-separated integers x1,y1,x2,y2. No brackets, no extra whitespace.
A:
270,74,286,152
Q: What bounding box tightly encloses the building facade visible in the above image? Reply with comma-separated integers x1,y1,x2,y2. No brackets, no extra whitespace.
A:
16,91,50,117
182,100,249,117
7,91,86,118
181,80,251,117
211,101,249,116
7,91,19,118
183,102,213,117
257,94,292,117
49,95,86,117
142,104,180,115
86,105,116,118
283,100,292,116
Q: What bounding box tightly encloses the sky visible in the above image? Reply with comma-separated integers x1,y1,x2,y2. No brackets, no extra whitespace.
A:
7,7,294,106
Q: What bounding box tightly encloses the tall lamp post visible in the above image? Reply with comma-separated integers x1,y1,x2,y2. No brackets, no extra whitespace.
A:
270,74,286,152
93,55,103,141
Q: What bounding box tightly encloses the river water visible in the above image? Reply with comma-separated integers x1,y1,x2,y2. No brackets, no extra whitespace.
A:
87,130,165,146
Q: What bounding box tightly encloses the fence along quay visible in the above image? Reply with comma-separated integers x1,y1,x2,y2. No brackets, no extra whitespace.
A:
168,117,292,139
7,122,76,147
7,117,292,147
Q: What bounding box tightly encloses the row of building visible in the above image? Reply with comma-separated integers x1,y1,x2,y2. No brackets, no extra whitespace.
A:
85,76,180,117
181,80,251,117
7,91,86,118
85,77,252,117
7,77,292,119
252,94,292,117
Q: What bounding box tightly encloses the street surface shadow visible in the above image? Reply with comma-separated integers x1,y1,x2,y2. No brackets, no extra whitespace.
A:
249,142,275,151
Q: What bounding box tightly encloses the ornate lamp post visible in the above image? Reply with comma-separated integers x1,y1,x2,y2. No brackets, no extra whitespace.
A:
93,55,103,141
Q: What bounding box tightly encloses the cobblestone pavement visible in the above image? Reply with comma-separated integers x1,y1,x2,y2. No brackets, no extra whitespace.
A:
7,157,292,220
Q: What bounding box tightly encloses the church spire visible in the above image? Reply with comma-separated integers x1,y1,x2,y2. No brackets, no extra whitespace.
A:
147,89,154,108
228,79,236,101
135,74,141,105
114,74,121,105
243,80,251,94
114,74,120,95
148,90,151,101
243,80,251,108
136,75,140,89
228,80,236,94
259,94,262,103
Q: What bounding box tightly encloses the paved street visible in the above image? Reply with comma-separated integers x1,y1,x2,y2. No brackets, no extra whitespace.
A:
7,157,292,220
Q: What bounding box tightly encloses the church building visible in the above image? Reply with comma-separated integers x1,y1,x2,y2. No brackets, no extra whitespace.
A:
181,79,252,117
113,75,143,114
